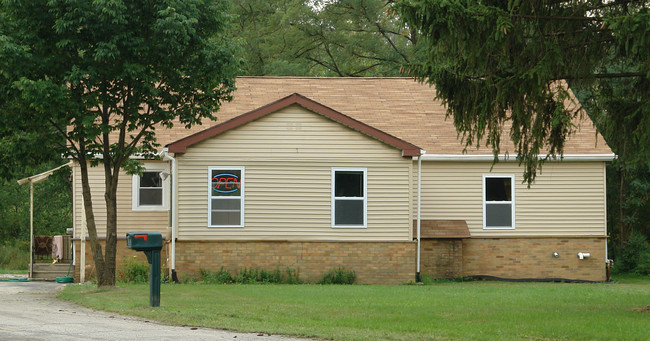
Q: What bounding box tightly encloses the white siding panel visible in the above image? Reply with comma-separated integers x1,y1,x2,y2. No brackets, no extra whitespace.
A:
413,161,607,237
72,161,169,239
176,105,412,241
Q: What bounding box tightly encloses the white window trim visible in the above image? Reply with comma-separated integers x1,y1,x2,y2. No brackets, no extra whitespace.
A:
208,166,245,228
331,167,367,228
482,174,516,230
131,164,169,211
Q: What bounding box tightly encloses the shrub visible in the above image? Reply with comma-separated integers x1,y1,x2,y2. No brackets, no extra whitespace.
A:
637,249,650,275
200,267,234,284
198,267,303,284
319,267,356,284
615,233,650,275
0,239,29,270
118,256,149,283
236,267,261,284
284,267,303,284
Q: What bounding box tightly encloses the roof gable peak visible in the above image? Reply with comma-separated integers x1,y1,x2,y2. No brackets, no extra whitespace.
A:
167,93,422,156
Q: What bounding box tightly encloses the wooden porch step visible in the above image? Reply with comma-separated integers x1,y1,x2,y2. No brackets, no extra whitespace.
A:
31,263,74,281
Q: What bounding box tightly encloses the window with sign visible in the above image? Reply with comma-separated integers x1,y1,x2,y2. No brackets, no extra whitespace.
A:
483,174,515,229
332,168,367,228
209,167,244,227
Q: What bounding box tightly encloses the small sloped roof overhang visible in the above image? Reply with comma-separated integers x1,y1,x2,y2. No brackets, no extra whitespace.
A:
167,93,422,157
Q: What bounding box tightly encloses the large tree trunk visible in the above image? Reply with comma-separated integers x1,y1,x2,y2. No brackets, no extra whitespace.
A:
101,161,119,287
78,158,108,285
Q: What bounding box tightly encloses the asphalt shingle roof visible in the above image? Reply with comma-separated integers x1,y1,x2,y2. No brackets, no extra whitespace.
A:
158,77,611,156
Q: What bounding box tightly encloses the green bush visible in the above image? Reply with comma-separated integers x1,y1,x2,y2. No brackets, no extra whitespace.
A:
0,239,29,270
637,250,650,275
283,267,303,284
117,256,149,283
319,267,356,284
198,267,303,284
615,233,650,275
200,267,234,284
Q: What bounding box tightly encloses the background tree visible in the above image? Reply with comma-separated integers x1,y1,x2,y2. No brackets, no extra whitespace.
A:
396,0,648,179
232,0,313,75
395,0,649,258
581,67,650,262
232,0,419,76
0,0,239,286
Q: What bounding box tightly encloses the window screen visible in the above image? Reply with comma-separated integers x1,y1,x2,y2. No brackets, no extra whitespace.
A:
484,176,514,228
139,171,163,206
333,169,366,227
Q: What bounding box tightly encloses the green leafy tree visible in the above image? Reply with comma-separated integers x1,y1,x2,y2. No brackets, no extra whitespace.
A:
292,0,419,76
396,0,649,183
1,0,239,286
0,164,71,242
232,0,314,75
581,71,650,252
232,0,419,76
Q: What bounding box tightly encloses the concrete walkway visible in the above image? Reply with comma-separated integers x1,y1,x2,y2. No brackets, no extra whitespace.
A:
0,278,309,341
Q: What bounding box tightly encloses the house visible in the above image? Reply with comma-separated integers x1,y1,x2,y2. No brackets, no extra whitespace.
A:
71,77,614,284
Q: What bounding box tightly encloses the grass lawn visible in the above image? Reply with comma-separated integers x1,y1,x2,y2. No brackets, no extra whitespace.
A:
59,275,650,341
0,269,27,274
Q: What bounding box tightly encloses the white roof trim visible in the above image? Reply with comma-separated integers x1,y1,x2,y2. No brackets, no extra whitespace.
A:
416,154,616,162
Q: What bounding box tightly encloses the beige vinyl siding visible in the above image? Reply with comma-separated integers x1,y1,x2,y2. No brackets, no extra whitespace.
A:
176,105,412,241
72,161,169,239
413,161,606,237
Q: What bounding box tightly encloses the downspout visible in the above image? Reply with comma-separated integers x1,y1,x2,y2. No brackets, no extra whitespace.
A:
29,182,33,280
160,148,179,283
416,150,425,283
80,198,86,283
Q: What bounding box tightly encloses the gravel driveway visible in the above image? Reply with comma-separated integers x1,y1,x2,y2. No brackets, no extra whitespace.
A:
0,277,310,341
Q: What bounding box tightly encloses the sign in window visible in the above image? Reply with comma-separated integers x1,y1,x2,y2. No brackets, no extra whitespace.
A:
209,168,244,227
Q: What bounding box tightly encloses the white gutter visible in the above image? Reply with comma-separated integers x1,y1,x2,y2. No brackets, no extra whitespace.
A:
159,148,178,282
417,153,616,162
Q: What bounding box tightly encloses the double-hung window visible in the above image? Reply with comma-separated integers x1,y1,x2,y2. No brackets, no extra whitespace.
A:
209,167,244,227
332,168,367,228
132,165,168,211
483,174,515,229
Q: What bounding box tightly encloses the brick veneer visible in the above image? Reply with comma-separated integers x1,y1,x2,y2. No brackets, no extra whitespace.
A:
73,237,605,284
420,239,464,278
175,240,416,284
73,239,168,282
461,237,607,281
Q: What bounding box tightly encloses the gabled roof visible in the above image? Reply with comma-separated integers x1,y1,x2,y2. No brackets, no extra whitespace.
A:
156,77,612,156
167,93,422,156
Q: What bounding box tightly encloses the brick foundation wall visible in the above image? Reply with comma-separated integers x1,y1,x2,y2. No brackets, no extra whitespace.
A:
175,241,416,284
420,239,463,278
73,239,168,282
462,237,607,281
73,237,606,283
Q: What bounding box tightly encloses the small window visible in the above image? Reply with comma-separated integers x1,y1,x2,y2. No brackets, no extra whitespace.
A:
132,167,168,211
483,175,515,229
209,167,244,227
139,172,163,205
332,168,366,228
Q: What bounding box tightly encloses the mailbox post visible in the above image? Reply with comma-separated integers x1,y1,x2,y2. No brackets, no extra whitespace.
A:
126,232,163,307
